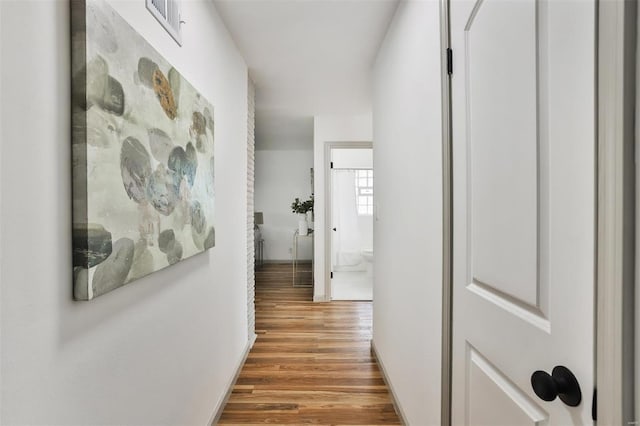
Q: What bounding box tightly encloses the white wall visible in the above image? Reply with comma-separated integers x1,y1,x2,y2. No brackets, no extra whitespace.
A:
0,1,249,424
332,148,373,169
313,114,373,300
254,149,314,261
372,1,443,424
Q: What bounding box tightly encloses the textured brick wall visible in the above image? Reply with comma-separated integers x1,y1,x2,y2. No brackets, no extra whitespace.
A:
247,77,256,339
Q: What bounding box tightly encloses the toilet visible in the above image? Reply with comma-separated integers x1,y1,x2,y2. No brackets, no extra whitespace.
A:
362,249,374,277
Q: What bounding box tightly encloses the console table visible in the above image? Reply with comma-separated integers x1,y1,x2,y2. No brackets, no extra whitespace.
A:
255,238,264,268
292,229,314,287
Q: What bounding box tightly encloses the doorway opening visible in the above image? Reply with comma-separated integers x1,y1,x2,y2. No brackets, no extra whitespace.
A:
326,145,374,301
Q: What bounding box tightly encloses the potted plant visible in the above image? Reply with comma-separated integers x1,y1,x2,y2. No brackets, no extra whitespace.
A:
291,195,314,236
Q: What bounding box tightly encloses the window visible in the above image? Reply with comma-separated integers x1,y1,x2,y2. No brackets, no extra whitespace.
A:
356,169,374,215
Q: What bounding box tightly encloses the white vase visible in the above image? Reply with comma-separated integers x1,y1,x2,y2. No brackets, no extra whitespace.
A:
306,211,314,229
298,214,308,236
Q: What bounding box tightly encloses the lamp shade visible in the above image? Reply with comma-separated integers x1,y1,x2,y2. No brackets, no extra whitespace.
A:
254,212,264,225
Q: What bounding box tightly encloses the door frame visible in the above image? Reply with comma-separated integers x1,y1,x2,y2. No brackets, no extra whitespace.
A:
439,0,637,424
596,0,636,423
323,141,373,301
439,0,453,424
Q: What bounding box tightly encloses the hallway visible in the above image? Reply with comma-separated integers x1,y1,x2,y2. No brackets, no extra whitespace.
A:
218,264,400,424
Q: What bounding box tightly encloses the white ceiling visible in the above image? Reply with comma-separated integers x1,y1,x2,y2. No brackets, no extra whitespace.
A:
213,0,399,149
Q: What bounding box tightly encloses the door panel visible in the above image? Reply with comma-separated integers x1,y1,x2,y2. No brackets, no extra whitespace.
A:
468,0,539,307
451,0,596,424
468,345,547,426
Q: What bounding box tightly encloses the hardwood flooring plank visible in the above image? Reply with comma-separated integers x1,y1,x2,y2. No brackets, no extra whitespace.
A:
217,263,401,425
228,390,393,405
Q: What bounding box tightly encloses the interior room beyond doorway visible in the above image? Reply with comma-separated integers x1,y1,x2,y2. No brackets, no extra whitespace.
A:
330,147,374,301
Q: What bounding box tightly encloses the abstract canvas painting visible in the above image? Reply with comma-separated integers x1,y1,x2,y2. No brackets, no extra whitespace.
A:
71,0,215,300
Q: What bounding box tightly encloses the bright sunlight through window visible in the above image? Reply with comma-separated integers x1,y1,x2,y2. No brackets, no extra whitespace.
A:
356,169,373,216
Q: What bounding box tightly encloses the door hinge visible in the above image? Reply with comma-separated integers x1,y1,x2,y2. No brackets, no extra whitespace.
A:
330,162,334,169
447,48,453,75
592,389,597,421
330,271,333,279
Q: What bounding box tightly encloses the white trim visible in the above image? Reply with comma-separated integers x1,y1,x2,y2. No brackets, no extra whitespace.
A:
262,259,296,264
597,0,636,423
208,333,257,425
440,0,452,424
313,295,329,302
0,3,3,401
322,141,373,302
636,0,640,418
371,341,409,425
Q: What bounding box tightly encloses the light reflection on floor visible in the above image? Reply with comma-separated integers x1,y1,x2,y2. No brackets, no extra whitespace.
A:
331,270,373,301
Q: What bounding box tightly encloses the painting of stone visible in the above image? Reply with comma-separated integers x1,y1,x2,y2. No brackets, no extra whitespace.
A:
71,0,215,300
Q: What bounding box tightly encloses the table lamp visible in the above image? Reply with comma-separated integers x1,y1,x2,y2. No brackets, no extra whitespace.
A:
254,212,264,240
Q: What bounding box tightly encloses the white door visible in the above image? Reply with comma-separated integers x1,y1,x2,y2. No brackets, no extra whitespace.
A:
451,0,595,424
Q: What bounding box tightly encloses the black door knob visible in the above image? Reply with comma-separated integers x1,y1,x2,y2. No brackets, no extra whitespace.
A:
332,228,337,231
531,366,581,407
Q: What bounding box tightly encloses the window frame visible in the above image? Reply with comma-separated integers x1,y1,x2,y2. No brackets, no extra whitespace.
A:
355,169,374,216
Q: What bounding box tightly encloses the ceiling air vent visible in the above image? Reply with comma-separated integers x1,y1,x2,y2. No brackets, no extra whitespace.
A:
146,0,183,46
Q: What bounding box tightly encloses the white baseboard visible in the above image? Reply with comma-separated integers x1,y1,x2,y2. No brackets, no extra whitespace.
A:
209,333,257,425
371,340,409,425
313,294,329,302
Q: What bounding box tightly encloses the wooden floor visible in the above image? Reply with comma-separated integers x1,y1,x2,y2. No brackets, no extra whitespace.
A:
218,263,401,425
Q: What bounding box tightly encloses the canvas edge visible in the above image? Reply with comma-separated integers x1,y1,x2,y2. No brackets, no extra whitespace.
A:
70,0,91,301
